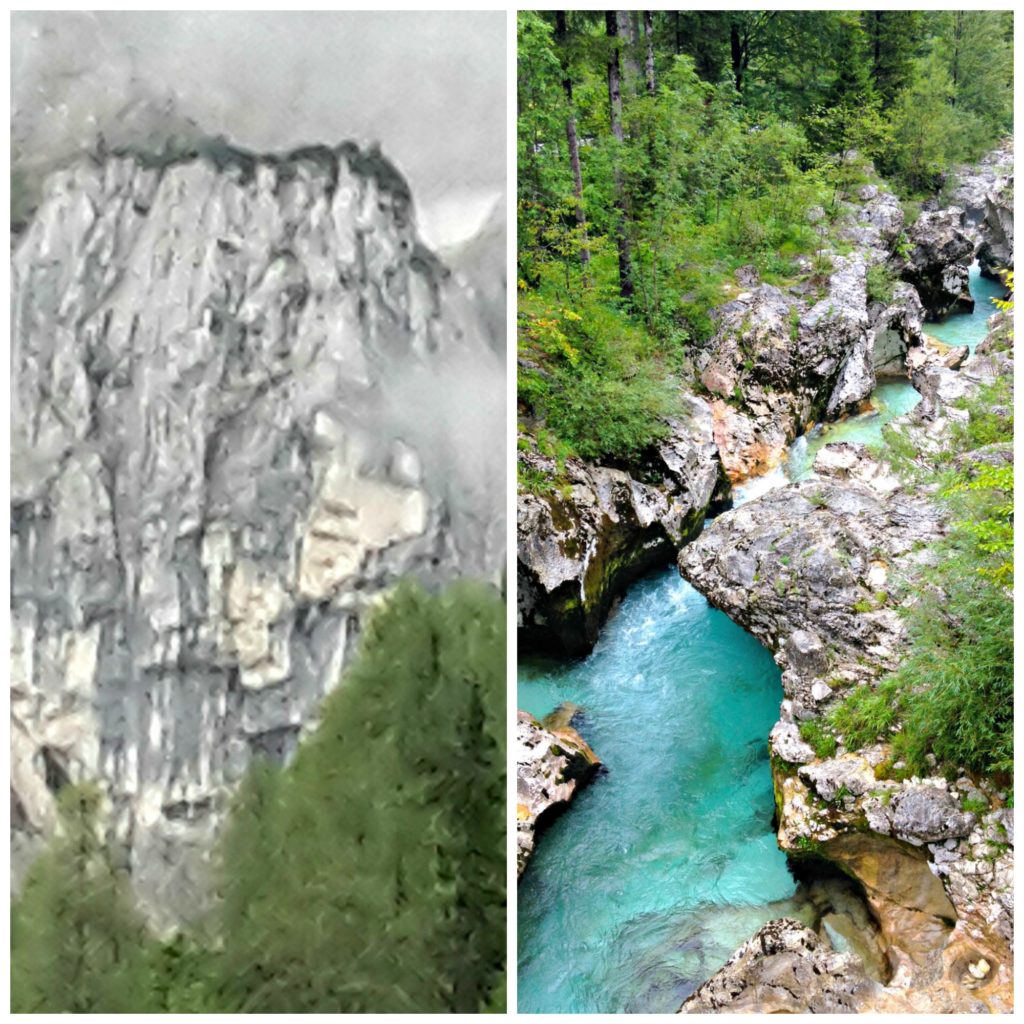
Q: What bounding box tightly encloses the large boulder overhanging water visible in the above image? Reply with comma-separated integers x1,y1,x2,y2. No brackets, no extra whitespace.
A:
515,708,601,877
901,206,976,317
517,395,726,656
10,141,504,927
951,140,1014,280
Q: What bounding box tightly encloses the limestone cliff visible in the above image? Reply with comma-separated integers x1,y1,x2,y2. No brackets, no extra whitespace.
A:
10,140,503,928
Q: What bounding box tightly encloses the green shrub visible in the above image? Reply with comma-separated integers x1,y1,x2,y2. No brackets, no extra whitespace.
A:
832,365,1014,781
866,263,897,304
11,786,158,1013
518,298,674,461
799,719,838,759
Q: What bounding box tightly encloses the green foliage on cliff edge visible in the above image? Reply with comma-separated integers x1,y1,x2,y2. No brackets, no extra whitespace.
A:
11,581,507,1013
11,786,156,1013
830,306,1014,783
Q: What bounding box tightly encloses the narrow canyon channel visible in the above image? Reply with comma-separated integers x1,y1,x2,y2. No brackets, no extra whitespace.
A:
516,263,1002,1014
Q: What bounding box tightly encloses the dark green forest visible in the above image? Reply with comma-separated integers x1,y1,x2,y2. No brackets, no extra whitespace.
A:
517,9,1013,463
11,582,506,1013
518,10,1012,786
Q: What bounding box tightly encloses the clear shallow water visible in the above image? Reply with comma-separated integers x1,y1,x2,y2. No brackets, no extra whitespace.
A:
517,572,804,1014
518,266,994,1013
927,261,1005,352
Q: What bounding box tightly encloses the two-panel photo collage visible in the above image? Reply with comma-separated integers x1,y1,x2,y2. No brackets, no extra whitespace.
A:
6,4,1016,1016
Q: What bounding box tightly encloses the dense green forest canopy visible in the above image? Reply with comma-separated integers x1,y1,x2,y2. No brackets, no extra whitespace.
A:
517,9,1013,463
12,581,506,1013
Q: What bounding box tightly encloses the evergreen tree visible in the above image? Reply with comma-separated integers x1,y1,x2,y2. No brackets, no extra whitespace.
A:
886,51,961,193
937,11,1014,143
11,785,155,1013
214,580,506,1013
861,10,921,104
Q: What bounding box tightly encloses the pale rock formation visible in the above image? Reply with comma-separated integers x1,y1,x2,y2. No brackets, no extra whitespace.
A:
10,140,502,928
516,708,601,876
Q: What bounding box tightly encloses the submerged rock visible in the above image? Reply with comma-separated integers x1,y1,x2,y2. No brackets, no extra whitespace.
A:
679,917,879,1013
10,141,502,928
516,709,601,877
517,396,724,656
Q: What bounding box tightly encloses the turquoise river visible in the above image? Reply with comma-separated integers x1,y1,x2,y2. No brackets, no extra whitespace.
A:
516,262,1003,1013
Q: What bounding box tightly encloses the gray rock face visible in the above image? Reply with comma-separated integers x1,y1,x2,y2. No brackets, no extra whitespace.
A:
517,396,724,655
870,282,927,376
679,918,879,1014
889,786,976,846
11,142,503,928
698,256,874,480
699,207,928,484
978,185,1014,280
901,207,975,317
951,141,1014,280
769,720,815,764
677,464,942,715
516,709,600,877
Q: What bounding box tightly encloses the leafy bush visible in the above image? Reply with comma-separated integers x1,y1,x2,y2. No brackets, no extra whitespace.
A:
865,263,897,305
518,298,675,461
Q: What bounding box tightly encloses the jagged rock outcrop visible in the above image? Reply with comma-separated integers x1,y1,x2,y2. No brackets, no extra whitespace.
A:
679,918,880,1013
901,206,975,317
516,708,600,877
698,255,875,480
517,395,725,655
870,282,928,375
697,185,934,482
951,140,1014,280
677,448,942,714
10,140,502,928
773,751,1013,1012
838,183,905,256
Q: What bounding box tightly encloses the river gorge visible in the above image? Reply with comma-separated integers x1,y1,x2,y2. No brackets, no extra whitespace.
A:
517,152,1013,1013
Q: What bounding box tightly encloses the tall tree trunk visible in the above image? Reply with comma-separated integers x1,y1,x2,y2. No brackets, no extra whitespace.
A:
606,11,633,301
674,10,683,55
950,11,964,103
555,11,590,272
617,10,642,94
643,11,656,94
730,21,744,92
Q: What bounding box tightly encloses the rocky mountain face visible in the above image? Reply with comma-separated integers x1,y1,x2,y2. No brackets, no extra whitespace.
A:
10,141,503,929
677,332,1014,1013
